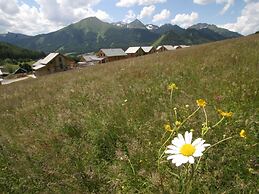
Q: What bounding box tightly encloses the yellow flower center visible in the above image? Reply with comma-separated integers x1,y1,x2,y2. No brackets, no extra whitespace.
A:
196,99,206,107
180,144,196,156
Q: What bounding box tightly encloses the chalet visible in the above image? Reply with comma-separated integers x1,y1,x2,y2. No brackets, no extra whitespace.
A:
32,53,75,76
156,45,175,52
141,46,156,55
0,66,9,77
125,47,145,58
174,45,191,49
79,55,104,66
97,49,127,63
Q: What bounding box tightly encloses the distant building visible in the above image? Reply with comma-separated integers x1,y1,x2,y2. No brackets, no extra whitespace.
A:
78,55,105,66
32,53,75,76
97,48,127,63
156,45,175,52
141,46,156,55
14,67,28,75
0,66,9,77
125,47,145,58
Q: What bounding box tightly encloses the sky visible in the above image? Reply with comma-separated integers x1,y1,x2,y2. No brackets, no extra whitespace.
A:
0,0,258,35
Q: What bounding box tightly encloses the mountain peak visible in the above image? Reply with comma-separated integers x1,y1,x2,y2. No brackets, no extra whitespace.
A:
189,23,242,38
128,19,146,30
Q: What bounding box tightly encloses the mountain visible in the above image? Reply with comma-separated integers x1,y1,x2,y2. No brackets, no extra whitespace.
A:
112,21,127,28
127,19,147,30
0,18,242,54
0,17,159,54
154,24,185,35
188,23,242,38
145,24,159,31
0,41,45,60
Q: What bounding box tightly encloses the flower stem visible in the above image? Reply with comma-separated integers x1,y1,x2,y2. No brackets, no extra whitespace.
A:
212,117,225,128
205,136,234,153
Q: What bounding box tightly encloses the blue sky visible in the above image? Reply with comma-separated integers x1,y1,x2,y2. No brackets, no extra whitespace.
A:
0,0,258,35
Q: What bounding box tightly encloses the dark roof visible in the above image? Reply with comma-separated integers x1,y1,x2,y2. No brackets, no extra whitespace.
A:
100,48,127,57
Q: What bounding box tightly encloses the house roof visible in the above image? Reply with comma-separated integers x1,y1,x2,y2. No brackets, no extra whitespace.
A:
141,46,154,53
100,49,127,57
125,47,141,54
157,45,175,51
33,64,45,70
82,55,104,62
32,59,45,70
41,53,59,65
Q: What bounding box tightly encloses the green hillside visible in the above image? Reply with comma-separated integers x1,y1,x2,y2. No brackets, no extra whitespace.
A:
0,41,44,60
0,35,258,193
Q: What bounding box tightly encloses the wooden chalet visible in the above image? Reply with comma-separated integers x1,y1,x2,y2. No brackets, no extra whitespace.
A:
156,45,175,52
141,46,156,55
97,48,127,63
125,47,145,58
78,55,104,66
32,53,75,76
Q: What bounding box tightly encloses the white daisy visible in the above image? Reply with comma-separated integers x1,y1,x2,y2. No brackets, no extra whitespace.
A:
165,131,210,166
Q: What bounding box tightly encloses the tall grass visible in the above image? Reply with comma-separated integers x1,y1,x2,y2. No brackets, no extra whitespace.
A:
0,35,258,193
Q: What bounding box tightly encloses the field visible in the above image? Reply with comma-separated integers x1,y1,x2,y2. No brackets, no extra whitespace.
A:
0,34,258,193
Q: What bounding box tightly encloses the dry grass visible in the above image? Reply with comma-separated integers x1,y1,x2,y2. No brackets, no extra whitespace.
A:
0,34,258,193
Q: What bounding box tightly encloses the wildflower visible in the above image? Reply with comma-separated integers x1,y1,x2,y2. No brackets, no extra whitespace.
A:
175,121,181,127
185,104,190,108
167,83,178,91
239,130,246,138
218,109,233,118
165,131,210,166
164,124,173,132
196,99,206,107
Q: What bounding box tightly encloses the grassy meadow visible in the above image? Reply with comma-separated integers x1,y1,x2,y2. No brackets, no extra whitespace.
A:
0,34,258,193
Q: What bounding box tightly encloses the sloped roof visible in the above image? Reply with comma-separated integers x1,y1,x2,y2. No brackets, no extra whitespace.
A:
32,59,45,70
100,49,127,57
125,47,141,54
157,45,175,51
82,55,104,62
141,46,154,53
32,64,45,70
41,53,59,64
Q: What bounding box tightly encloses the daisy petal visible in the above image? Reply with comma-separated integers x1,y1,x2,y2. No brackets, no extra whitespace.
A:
188,156,195,164
192,138,202,146
185,131,192,144
178,133,185,145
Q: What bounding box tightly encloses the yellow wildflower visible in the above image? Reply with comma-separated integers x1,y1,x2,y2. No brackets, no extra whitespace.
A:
239,130,246,138
175,121,181,127
164,124,173,132
167,83,178,91
196,99,206,107
217,109,233,118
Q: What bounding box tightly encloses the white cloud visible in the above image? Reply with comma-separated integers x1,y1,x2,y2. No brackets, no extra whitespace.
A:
138,5,156,19
0,0,19,14
0,0,111,35
171,12,199,28
152,9,170,22
116,0,166,7
221,1,259,35
193,0,235,14
123,10,137,23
